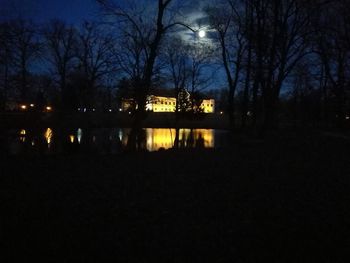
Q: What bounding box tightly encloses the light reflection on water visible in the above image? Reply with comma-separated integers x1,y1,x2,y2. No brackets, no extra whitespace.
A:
44,128,53,146
77,128,82,144
19,129,26,142
145,128,214,151
5,127,228,154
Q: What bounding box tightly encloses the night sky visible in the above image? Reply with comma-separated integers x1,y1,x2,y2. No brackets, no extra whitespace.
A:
0,0,226,89
0,0,100,24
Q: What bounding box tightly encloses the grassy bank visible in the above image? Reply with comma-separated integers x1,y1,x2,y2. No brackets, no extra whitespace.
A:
1,130,350,262
0,112,230,129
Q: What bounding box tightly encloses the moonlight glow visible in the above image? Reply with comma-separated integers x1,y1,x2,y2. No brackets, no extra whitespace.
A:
198,30,206,38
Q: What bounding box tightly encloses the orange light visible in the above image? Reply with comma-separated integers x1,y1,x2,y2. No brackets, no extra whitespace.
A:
46,106,52,111
69,135,75,143
20,105,27,110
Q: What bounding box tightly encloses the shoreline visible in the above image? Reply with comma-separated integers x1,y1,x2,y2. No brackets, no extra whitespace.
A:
0,112,230,129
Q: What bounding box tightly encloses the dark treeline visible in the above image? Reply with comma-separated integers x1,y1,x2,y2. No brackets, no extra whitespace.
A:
0,19,118,112
1,0,350,131
206,0,350,131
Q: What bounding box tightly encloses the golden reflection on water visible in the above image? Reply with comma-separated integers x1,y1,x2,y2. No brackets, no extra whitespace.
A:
44,128,53,145
145,128,214,151
15,128,215,152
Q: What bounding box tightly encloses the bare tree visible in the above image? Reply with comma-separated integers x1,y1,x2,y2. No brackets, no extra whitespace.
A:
76,21,118,108
314,0,350,128
9,20,40,103
163,37,189,113
97,0,191,126
163,35,215,111
185,41,215,113
249,0,321,131
240,0,254,128
0,22,13,109
206,0,246,129
43,20,77,110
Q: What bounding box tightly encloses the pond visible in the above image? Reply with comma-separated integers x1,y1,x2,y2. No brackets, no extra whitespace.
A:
1,128,230,155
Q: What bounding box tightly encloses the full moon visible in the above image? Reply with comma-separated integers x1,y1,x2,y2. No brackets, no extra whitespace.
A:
198,30,206,38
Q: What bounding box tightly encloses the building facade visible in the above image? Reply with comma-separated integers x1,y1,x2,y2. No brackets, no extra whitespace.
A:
121,94,215,113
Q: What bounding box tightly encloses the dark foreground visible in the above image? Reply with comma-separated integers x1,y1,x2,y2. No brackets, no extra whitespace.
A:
1,130,350,262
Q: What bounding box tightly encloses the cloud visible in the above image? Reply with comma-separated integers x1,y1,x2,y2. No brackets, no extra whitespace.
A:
172,6,214,46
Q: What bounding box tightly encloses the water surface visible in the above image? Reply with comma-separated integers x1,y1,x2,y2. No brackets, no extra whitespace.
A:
2,127,230,155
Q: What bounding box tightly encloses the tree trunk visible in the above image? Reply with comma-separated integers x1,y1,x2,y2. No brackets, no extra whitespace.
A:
241,44,252,129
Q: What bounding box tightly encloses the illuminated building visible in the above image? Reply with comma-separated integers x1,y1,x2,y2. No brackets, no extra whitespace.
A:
196,99,215,113
146,95,177,112
121,90,215,113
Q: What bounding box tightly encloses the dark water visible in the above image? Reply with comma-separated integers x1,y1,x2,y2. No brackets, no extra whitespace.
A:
1,127,230,155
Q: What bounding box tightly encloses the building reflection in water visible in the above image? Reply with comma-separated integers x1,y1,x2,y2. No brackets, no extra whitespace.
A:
44,128,53,147
145,128,214,151
116,128,215,151
12,127,216,154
